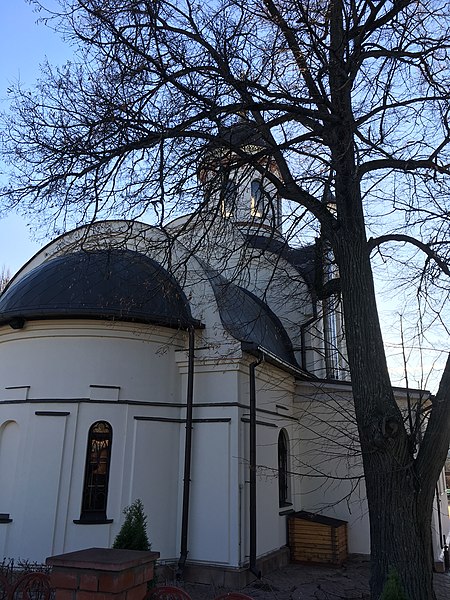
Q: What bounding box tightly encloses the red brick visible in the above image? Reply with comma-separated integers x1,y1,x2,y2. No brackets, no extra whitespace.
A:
54,590,75,600
79,572,99,591
143,565,154,583
77,591,124,600
47,549,159,599
98,569,134,593
47,549,159,572
125,583,147,600
133,566,144,586
51,570,79,590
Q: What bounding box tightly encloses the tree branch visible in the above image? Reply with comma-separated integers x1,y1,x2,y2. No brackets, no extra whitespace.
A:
262,0,330,112
359,158,450,179
415,353,450,492
350,0,415,39
367,234,450,277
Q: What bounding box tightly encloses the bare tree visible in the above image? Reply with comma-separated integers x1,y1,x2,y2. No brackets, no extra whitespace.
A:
0,266,10,293
2,1,450,597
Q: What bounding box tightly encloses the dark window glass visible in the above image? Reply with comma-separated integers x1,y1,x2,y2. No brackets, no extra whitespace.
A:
221,179,237,217
250,179,264,218
81,421,112,521
278,429,290,506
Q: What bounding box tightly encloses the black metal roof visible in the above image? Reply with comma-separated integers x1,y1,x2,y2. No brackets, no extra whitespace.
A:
245,234,317,289
0,249,200,329
289,510,347,528
218,122,269,149
205,122,270,154
205,267,299,368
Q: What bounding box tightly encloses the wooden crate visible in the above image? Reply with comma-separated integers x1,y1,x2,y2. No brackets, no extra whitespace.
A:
288,511,348,565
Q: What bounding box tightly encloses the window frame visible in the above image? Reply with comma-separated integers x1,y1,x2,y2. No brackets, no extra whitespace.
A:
278,428,292,507
221,178,237,218
78,420,113,523
250,179,264,218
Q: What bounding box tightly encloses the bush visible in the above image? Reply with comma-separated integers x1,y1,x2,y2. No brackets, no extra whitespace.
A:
380,568,407,600
112,499,151,551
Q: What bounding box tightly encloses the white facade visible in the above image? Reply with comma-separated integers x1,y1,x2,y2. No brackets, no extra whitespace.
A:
0,156,448,576
0,313,306,568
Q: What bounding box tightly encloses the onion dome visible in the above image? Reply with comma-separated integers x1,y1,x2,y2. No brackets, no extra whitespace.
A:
211,121,270,150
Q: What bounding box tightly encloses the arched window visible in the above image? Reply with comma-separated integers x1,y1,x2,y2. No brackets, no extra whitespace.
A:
221,178,237,217
250,179,264,218
278,428,291,507
80,421,112,522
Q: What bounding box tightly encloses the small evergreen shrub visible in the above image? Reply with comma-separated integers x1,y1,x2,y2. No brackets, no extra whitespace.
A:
112,499,151,551
380,568,407,600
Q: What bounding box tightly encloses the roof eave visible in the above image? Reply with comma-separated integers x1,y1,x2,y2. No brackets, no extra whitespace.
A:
241,342,316,380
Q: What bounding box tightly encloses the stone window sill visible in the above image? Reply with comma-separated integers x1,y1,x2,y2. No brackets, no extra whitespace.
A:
73,518,113,525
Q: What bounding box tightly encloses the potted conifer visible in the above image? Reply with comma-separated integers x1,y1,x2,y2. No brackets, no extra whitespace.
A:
113,499,151,551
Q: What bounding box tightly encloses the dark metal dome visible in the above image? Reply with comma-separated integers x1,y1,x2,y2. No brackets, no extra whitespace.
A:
216,122,269,149
0,249,199,329
245,234,317,289
205,267,298,368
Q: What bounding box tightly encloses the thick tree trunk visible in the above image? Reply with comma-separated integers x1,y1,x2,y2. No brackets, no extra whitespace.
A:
335,235,438,599
326,5,439,594
365,458,436,599
324,5,450,597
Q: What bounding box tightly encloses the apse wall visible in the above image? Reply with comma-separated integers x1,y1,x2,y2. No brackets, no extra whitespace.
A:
0,320,187,561
0,320,184,402
0,319,252,568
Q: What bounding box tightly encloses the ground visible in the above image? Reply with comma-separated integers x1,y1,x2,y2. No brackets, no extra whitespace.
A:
174,558,450,600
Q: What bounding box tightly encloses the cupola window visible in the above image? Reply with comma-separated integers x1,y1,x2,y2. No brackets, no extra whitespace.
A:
250,179,265,218
221,178,237,218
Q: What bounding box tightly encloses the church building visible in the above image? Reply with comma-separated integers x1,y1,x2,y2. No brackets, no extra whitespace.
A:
0,125,448,580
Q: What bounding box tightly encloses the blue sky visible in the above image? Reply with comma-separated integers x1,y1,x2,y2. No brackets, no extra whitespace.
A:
0,0,71,274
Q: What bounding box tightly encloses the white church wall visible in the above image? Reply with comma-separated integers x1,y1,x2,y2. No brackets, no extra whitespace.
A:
0,405,77,561
51,403,80,556
302,318,327,379
256,423,285,556
0,321,185,403
238,363,299,563
38,401,187,561
0,407,38,560
254,436,296,558
432,469,450,568
17,412,71,560
174,357,243,567
233,250,314,343
186,361,241,405
294,381,370,554
0,419,20,558
0,319,191,562
0,421,19,514
127,418,181,562
189,420,232,564
0,315,256,566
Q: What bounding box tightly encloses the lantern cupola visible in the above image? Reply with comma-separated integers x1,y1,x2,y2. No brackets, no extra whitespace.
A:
199,121,283,237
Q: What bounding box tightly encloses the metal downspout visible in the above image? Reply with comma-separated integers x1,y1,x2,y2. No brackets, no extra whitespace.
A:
249,355,263,578
178,326,195,577
436,484,444,549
